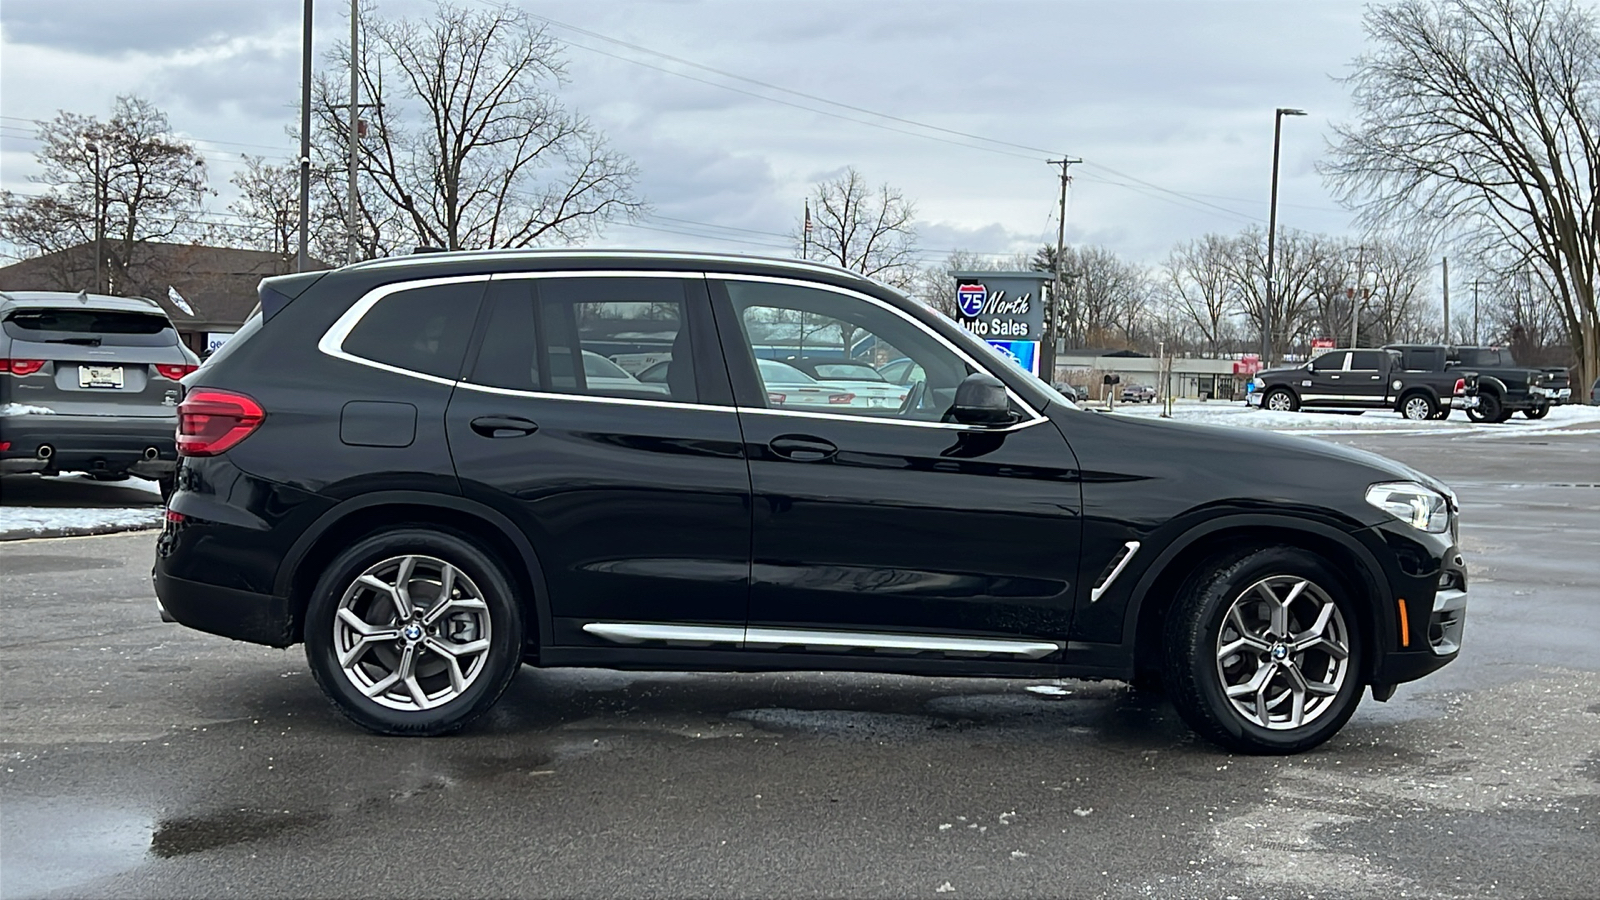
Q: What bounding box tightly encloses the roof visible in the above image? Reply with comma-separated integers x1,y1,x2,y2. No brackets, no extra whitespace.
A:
344,247,871,283
0,290,166,314
0,242,330,331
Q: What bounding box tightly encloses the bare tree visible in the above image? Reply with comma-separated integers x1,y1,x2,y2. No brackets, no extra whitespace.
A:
798,167,918,289
1324,0,1599,390
226,156,302,265
1219,227,1327,361
314,1,642,254
0,95,209,292
905,249,1031,316
1162,234,1238,355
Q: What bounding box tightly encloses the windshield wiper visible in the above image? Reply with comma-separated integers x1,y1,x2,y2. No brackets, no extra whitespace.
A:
44,336,103,346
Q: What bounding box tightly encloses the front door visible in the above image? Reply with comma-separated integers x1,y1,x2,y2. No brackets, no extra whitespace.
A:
445,273,750,646
1306,351,1350,406
711,275,1081,657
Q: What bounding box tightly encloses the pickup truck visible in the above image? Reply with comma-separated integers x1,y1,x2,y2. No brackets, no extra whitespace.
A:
1247,348,1478,420
1385,344,1566,422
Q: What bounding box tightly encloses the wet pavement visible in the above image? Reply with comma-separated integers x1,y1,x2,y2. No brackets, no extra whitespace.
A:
1,425,1596,898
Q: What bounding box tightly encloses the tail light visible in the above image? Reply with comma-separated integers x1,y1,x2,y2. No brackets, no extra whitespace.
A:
154,363,199,381
1,359,46,376
177,389,264,456
767,392,786,406
1453,378,1465,395
827,393,856,404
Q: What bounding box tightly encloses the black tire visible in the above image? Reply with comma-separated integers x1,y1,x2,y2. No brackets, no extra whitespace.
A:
1262,387,1299,412
1467,392,1502,423
1523,404,1549,420
304,528,525,736
1398,393,1437,421
1162,546,1364,754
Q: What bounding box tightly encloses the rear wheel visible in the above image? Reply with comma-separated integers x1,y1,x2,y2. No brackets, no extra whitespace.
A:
1262,388,1298,412
1162,546,1363,754
304,528,525,735
1399,393,1437,421
1523,404,1549,419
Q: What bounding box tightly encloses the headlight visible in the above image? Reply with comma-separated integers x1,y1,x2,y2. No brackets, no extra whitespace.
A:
1365,482,1451,533
1251,377,1264,388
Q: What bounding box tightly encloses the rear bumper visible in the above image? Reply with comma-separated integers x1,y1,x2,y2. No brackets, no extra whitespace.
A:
154,567,296,647
0,412,177,475
1450,395,1480,410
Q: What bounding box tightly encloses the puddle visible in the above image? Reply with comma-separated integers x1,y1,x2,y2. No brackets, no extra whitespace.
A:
0,801,150,899
150,807,327,858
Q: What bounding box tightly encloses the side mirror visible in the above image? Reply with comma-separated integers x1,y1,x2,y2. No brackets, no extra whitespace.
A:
952,372,1015,426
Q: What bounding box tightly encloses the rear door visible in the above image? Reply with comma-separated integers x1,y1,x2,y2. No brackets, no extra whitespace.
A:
1343,350,1390,404
444,272,752,647
1,304,191,417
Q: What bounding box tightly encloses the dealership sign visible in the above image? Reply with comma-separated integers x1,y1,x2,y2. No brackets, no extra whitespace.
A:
951,271,1050,377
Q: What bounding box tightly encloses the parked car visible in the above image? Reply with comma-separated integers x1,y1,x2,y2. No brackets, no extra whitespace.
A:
1,290,193,496
1249,348,1477,421
155,249,1466,754
1050,381,1085,403
780,357,910,410
1121,383,1156,403
640,357,856,409
1440,345,1571,419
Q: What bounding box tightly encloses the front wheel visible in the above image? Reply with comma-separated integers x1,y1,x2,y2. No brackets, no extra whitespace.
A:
1262,388,1299,412
1466,392,1503,423
1162,546,1363,754
1523,404,1549,419
304,528,525,735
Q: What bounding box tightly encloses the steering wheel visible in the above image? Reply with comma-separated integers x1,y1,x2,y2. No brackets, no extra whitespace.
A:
897,379,927,417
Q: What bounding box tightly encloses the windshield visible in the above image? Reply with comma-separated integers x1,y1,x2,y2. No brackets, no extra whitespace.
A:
810,362,884,381
759,358,817,384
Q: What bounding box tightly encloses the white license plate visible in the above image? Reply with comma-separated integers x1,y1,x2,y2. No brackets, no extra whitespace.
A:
79,365,124,388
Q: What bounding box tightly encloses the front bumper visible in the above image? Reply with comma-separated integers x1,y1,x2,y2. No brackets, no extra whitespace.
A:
1363,521,1469,689
1245,392,1262,408
0,412,177,475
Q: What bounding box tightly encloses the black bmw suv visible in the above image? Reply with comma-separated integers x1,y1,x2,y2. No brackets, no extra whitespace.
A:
156,250,1467,754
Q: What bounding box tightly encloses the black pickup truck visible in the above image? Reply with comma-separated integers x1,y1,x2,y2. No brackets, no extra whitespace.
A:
1247,348,1478,420
1386,344,1567,421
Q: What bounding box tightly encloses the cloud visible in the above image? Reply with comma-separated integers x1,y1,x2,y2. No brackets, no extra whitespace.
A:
1,0,298,57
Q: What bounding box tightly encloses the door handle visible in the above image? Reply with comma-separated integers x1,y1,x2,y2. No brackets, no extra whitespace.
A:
769,434,838,462
470,415,539,438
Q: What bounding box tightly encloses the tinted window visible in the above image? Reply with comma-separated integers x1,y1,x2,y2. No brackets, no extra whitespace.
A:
468,277,696,403
3,308,176,347
1311,352,1347,371
725,280,974,421
1348,350,1385,370
343,282,483,379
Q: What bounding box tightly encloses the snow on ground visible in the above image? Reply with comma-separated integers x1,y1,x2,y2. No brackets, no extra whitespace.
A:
0,474,163,539
1097,399,1600,437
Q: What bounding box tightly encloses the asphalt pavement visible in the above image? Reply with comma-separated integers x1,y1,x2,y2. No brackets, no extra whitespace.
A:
1,423,1596,899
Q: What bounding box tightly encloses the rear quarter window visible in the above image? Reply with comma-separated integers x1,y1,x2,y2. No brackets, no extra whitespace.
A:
341,281,485,380
3,308,177,347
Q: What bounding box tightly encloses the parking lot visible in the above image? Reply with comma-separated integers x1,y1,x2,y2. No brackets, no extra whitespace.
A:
2,408,1597,899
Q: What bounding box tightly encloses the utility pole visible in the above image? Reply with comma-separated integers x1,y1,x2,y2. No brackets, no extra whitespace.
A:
1441,256,1450,344
346,0,360,265
298,0,313,272
86,141,104,294
1350,243,1367,349
802,198,811,260
1469,279,1487,345
1265,108,1307,366
1045,156,1080,385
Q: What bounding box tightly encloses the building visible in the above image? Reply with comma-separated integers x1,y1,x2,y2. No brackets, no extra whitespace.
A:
1054,348,1245,401
0,242,328,355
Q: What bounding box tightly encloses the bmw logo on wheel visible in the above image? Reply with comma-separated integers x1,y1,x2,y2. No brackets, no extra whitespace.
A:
957,283,986,318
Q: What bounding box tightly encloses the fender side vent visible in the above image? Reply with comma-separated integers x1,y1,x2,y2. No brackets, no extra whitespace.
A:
1090,541,1141,603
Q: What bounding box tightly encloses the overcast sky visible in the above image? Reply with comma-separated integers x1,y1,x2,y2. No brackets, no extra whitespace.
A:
1,0,1375,269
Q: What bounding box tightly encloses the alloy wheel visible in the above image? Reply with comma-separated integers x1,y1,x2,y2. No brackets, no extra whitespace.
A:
332,554,493,711
1266,391,1294,412
1403,396,1433,420
1215,575,1350,730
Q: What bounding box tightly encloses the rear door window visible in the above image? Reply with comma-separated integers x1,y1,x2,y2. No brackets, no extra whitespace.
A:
1347,350,1385,370
3,308,177,347
341,281,485,380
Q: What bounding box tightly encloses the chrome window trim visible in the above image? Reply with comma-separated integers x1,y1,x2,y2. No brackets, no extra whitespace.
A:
735,404,1047,432
711,272,1048,428
452,379,734,413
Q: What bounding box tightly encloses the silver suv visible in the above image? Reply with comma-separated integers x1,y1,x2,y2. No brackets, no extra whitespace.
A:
1,290,196,495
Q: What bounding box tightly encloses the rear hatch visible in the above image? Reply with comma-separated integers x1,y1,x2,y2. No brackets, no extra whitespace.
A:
2,304,193,417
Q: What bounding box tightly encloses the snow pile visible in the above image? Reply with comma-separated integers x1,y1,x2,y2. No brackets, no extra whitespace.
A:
0,505,162,538
0,474,164,539
1099,400,1600,436
1,403,57,416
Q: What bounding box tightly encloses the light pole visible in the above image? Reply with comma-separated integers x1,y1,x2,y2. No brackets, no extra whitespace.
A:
1264,107,1306,366
298,0,313,272
86,140,104,294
